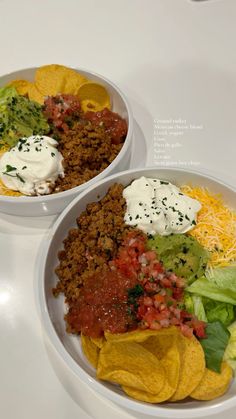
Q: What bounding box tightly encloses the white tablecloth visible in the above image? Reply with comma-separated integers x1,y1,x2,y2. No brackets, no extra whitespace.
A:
0,1,235,418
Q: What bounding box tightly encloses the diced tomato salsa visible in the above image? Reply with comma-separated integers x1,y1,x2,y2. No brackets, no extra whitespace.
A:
43,94,81,132
84,108,128,144
44,96,128,145
66,270,138,338
66,230,206,339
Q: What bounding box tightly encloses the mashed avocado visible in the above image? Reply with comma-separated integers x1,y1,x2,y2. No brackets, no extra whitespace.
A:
0,86,49,148
148,234,209,284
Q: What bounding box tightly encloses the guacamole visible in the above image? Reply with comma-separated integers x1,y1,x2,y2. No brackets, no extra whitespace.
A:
148,234,209,284
0,86,49,148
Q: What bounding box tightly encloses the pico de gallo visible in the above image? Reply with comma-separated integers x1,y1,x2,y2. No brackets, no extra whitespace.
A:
66,231,206,339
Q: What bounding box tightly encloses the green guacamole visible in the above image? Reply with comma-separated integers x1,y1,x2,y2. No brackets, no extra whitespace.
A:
0,86,49,148
148,234,209,284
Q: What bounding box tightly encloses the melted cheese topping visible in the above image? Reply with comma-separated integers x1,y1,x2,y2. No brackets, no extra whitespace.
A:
182,185,236,267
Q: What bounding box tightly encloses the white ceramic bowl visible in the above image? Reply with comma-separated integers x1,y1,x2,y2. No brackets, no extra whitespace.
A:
38,167,236,418
0,67,133,216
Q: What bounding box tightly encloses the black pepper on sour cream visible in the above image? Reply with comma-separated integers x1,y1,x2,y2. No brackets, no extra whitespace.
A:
122,177,201,236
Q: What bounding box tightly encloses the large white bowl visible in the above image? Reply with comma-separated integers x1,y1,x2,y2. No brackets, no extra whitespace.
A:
38,167,236,418
0,67,133,216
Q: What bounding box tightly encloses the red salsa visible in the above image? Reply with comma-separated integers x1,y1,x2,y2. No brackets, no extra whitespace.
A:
84,108,128,144
66,270,138,338
67,231,206,339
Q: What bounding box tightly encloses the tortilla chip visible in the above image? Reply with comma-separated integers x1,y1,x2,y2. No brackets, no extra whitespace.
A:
170,333,205,401
78,82,111,112
104,326,178,344
97,341,165,395
123,338,180,403
28,84,45,104
63,72,88,95
35,64,87,97
7,79,33,96
81,334,100,368
90,336,105,349
190,362,233,401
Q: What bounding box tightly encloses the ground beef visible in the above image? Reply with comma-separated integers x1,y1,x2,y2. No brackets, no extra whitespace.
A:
43,94,127,193
53,184,133,315
53,122,123,193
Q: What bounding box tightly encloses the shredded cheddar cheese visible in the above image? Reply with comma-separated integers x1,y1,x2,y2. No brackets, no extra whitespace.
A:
181,186,236,267
0,178,22,196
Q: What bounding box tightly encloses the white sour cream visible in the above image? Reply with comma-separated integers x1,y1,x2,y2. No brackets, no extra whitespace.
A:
123,176,201,236
0,135,64,195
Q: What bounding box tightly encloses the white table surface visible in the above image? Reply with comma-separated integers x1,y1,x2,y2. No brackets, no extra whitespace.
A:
0,0,236,418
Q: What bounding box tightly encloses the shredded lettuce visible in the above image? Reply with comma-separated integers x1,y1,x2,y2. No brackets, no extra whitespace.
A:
224,322,236,373
186,277,236,305
185,293,207,321
206,266,236,293
203,298,235,327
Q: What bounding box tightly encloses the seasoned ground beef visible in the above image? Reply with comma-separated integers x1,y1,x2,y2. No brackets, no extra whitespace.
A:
43,94,127,193
54,122,123,192
53,184,133,317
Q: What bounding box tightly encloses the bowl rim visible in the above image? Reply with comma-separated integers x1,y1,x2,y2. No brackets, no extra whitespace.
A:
0,65,133,202
37,166,236,418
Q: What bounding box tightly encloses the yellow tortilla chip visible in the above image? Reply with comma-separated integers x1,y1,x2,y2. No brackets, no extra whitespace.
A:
104,326,178,344
35,64,87,97
191,362,233,401
63,72,88,95
78,82,111,113
170,333,205,401
81,334,100,368
90,336,105,349
124,338,180,403
7,79,33,96
97,341,165,395
28,84,45,104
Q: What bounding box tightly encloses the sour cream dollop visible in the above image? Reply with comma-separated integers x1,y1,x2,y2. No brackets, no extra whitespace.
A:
123,176,201,236
0,135,64,195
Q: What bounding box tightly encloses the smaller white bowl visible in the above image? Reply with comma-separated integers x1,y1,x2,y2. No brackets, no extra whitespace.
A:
0,67,133,216
38,167,236,418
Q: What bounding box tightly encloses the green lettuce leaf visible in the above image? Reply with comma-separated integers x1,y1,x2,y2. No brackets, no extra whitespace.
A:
206,266,236,293
200,321,230,373
184,293,194,314
203,298,235,327
192,295,208,322
224,321,236,373
186,277,236,305
185,293,208,321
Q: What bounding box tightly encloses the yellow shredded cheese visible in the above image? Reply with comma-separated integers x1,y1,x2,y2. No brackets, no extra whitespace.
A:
0,178,22,196
181,185,236,267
